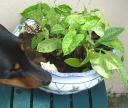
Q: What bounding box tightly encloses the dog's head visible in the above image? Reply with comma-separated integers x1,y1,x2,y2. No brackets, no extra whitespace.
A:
0,24,52,88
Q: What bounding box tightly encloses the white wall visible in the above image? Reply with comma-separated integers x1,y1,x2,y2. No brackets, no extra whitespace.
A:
0,0,128,93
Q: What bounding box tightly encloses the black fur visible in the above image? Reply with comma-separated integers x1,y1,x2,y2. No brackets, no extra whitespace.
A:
0,24,51,86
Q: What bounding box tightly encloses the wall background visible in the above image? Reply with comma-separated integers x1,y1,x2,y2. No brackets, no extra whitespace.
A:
0,0,128,93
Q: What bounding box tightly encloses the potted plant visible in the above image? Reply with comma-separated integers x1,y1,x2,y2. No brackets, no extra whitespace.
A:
13,2,128,94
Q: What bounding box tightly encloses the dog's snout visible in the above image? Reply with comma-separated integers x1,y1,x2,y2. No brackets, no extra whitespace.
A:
30,63,52,86
36,70,52,86
41,73,52,85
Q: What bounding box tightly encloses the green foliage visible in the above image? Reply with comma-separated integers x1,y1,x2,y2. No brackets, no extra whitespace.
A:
51,24,65,34
31,32,45,49
96,27,124,43
55,4,72,14
21,3,50,24
37,38,61,53
80,16,100,30
64,49,90,67
31,28,49,49
91,9,109,29
62,29,85,55
64,58,81,67
20,3,128,85
110,54,128,85
96,27,124,53
90,52,116,78
91,23,105,37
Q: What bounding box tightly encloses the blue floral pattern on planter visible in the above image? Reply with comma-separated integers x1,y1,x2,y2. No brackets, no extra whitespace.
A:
39,70,102,94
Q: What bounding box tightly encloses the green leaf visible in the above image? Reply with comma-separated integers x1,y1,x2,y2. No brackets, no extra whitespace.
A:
62,30,85,55
90,51,119,78
43,28,49,39
91,23,104,37
22,3,50,14
58,16,68,29
110,54,128,85
92,64,112,78
82,68,91,72
80,50,90,66
51,24,65,34
65,14,85,28
81,16,100,30
90,52,118,70
96,27,124,45
56,4,72,13
37,38,61,53
91,9,109,29
64,58,81,67
104,27,124,37
100,38,124,53
21,3,50,24
31,32,45,49
46,8,59,26
64,49,90,67
31,36,39,49
41,18,48,27
86,34,95,45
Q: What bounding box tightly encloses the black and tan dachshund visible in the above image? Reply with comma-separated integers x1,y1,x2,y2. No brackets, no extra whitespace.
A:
0,24,51,88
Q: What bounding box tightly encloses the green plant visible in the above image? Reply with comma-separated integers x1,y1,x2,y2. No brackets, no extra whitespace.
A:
20,3,128,85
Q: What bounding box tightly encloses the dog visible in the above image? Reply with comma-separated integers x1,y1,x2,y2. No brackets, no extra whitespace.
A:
0,24,51,88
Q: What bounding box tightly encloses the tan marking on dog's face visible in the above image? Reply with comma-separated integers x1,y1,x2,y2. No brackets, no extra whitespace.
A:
0,75,42,88
20,43,25,51
13,62,21,71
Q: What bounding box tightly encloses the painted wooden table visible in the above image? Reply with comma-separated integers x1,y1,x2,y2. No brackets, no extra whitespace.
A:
0,81,108,108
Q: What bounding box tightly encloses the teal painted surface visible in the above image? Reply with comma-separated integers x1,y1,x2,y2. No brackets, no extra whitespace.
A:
0,82,108,108
91,81,108,108
53,94,70,108
0,84,12,108
13,88,31,108
33,89,50,108
73,90,89,108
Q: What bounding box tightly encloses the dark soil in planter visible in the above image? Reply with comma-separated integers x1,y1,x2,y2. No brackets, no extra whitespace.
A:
19,32,112,73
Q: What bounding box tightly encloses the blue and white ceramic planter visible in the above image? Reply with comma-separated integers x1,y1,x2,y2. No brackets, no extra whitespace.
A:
13,19,103,95
39,70,102,94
